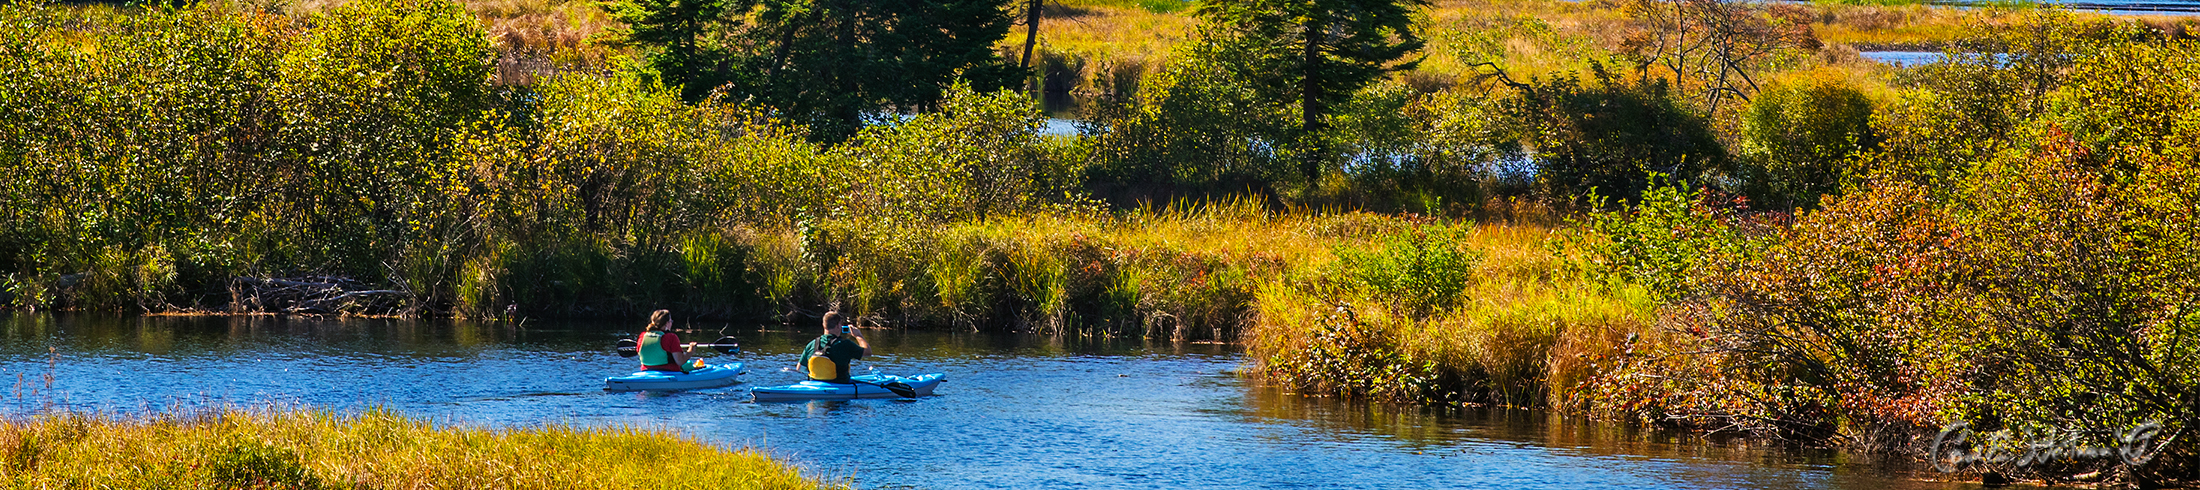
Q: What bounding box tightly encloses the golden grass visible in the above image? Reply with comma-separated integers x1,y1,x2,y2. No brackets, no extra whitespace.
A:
0,408,837,489
1011,0,2200,110
1804,4,1981,49
1417,0,1632,82
1244,220,1656,407
920,200,1407,336
287,0,623,75
955,199,1384,271
1031,0,1196,62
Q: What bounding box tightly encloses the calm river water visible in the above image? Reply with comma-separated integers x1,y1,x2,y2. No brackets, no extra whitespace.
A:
0,314,1981,489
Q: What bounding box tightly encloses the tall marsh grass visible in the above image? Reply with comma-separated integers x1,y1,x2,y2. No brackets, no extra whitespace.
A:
0,408,836,489
1248,222,1654,406
731,199,1362,340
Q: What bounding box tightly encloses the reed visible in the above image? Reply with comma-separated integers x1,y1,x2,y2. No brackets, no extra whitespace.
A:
0,408,837,489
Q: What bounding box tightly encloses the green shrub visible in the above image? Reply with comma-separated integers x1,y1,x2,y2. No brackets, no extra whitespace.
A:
207,437,323,490
1505,64,1728,206
1571,179,1764,302
1330,223,1482,317
1595,29,2200,481
831,83,1081,223
0,0,494,310
1079,35,1296,202
1737,70,1880,211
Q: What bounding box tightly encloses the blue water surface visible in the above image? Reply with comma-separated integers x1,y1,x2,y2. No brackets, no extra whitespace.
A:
0,314,1979,489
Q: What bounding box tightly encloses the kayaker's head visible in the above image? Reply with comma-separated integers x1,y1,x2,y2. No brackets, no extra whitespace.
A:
822,311,848,337
646,309,673,332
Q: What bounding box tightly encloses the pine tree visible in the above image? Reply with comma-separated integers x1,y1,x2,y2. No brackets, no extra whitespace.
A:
603,0,1024,142
1193,0,1427,183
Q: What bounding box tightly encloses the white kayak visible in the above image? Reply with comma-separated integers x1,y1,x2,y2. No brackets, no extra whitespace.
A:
751,373,946,401
605,362,745,391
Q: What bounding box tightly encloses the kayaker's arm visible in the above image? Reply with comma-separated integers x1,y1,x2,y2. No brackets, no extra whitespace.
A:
851,327,871,358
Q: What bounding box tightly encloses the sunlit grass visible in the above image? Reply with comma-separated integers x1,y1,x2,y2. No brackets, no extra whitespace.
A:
0,408,838,489
289,0,623,70
1246,221,1656,407
753,199,1411,338
1036,0,1196,60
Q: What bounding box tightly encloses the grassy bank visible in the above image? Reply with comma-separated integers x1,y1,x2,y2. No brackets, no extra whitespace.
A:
1247,222,1654,407
721,201,1553,341
0,408,835,489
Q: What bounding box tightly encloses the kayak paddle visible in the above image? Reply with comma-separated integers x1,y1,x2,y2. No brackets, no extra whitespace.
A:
616,336,741,358
851,375,919,398
787,365,919,398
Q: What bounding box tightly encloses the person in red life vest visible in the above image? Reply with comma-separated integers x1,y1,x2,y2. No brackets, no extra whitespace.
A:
637,309,704,373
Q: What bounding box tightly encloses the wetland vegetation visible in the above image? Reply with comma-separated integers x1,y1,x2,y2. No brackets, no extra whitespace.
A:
0,408,834,489
2,0,2198,485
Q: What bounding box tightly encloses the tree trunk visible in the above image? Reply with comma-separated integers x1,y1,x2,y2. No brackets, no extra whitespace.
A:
1021,0,1043,97
1300,15,1326,184
1021,0,1042,68
766,21,802,86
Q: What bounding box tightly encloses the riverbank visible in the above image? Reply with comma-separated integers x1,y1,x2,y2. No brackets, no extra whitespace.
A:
1247,222,1655,408
0,408,835,489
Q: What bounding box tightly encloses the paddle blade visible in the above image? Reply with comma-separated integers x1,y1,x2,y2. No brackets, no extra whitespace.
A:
615,338,638,358
711,336,741,355
616,347,638,358
884,381,917,398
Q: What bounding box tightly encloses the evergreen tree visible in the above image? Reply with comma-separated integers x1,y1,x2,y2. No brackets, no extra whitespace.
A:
603,0,1024,142
1193,0,1427,183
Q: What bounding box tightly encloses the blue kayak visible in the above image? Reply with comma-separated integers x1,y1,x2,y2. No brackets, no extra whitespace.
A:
751,373,945,401
605,362,744,391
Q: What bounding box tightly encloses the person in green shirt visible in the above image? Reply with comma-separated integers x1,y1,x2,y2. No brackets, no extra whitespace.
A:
802,312,870,383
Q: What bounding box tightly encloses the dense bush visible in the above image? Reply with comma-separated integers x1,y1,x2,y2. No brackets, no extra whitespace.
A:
1579,23,2200,482
601,0,1025,142
1736,70,1881,210
1253,221,1652,405
1079,45,1729,215
1571,179,1768,302
1078,36,1296,203
0,0,494,312
1328,223,1482,318
0,0,1084,321
1505,65,1728,207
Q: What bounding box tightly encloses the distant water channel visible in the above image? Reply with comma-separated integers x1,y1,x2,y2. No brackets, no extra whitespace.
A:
1860,51,1944,67
0,314,1981,489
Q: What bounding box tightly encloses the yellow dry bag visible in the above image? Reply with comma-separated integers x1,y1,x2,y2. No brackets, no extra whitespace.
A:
807,353,838,381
